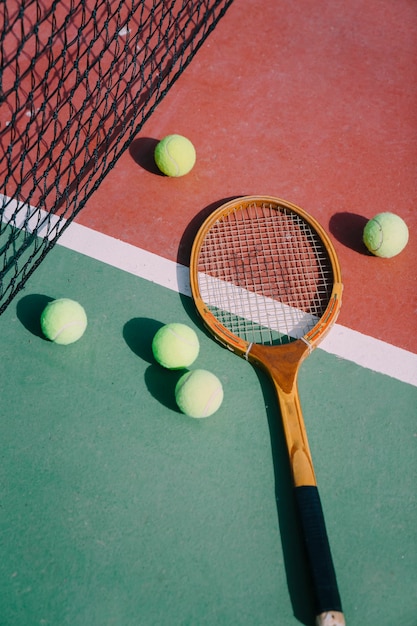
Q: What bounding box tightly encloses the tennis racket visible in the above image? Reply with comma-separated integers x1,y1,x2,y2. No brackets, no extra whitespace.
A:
190,196,345,626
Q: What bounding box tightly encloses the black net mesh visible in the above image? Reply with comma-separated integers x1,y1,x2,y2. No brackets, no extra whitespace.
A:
0,0,234,315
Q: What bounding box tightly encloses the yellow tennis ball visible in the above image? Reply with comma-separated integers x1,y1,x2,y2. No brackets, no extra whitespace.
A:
363,212,409,258
40,298,87,345
175,369,224,418
152,323,200,369
154,134,196,177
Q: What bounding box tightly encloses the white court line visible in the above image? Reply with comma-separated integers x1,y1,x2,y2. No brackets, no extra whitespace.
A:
59,221,417,388
197,272,319,339
1,194,417,386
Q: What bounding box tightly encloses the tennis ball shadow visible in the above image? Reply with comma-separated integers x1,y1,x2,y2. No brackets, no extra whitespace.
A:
329,212,369,254
144,364,184,413
129,137,162,175
16,293,53,338
123,317,164,362
255,368,316,626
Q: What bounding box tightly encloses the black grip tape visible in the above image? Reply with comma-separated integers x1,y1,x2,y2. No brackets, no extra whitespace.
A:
294,485,343,614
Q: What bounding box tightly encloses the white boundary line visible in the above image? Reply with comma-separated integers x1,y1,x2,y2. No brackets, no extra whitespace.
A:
59,221,417,388
2,194,416,386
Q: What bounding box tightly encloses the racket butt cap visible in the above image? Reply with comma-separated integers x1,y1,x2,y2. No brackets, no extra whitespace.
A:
316,611,345,626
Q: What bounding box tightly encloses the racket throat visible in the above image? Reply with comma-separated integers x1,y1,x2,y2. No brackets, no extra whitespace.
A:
249,340,317,487
277,388,317,487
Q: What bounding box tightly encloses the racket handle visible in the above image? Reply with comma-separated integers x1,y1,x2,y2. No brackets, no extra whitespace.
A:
294,486,345,626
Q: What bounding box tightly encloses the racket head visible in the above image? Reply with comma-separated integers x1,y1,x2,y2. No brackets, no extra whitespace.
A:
190,196,342,359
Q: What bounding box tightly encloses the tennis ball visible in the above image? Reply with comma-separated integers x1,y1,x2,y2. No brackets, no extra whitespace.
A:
363,212,409,258
152,322,199,369
154,134,196,177
175,369,224,418
40,298,87,345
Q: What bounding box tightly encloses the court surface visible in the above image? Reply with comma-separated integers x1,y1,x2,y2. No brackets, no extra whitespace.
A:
1,1,416,625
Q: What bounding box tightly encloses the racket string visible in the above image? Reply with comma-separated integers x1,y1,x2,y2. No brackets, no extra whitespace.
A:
197,201,333,346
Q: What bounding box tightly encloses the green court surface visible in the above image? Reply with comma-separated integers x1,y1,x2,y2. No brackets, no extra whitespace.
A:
1,243,416,626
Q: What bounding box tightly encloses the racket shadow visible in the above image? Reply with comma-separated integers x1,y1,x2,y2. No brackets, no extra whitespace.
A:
177,297,318,625
255,367,317,626
179,199,318,624
177,196,240,266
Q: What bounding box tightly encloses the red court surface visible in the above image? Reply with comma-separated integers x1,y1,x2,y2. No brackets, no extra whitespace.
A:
76,0,417,355
1,3,416,624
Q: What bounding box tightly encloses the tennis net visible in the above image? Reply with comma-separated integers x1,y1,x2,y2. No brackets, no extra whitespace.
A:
0,0,234,314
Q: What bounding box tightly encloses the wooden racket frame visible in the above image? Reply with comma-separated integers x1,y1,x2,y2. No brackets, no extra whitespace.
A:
190,195,342,487
190,196,345,625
